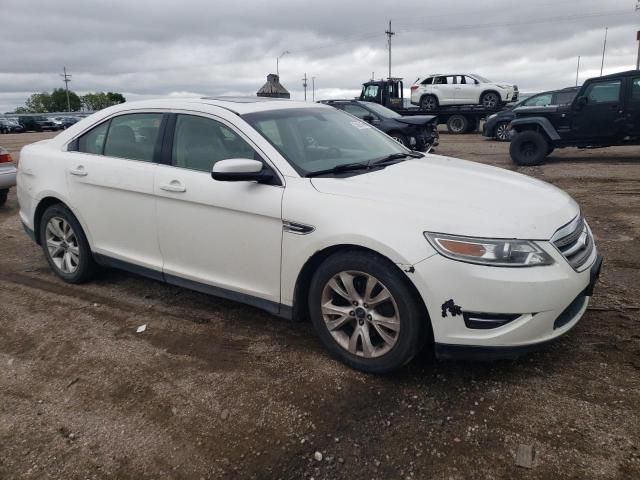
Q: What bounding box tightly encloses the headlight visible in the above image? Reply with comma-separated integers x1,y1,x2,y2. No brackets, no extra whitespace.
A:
424,232,554,267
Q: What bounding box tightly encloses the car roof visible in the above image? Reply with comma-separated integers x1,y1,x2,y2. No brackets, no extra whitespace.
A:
100,96,329,115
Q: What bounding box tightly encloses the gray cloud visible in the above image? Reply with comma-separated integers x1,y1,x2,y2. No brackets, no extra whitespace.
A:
1,0,638,112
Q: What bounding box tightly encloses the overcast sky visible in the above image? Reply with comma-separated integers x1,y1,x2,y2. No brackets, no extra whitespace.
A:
1,0,639,113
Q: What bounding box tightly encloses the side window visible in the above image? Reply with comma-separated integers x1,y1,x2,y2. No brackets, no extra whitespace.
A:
77,121,109,154
584,80,622,104
524,93,552,107
464,76,477,85
435,76,448,85
631,78,640,101
362,85,379,100
555,91,577,105
421,77,433,85
342,104,373,120
103,113,162,161
172,114,258,172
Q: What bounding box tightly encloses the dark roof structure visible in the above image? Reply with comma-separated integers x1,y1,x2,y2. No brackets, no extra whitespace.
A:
257,74,290,99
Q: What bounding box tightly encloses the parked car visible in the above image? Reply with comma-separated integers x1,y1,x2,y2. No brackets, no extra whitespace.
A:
411,74,518,110
18,97,601,373
0,146,16,207
510,70,640,166
18,116,58,132
48,117,64,130
0,118,24,134
483,87,580,141
59,116,81,129
319,99,438,151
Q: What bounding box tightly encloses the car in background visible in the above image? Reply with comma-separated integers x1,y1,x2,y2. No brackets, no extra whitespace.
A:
18,97,601,373
483,87,580,141
48,117,64,130
18,116,58,132
0,118,24,134
319,99,438,151
411,74,518,110
59,116,81,129
0,146,16,207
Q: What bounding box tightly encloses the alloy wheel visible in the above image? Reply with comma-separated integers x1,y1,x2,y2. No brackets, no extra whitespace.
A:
496,123,510,141
321,271,400,358
482,93,499,108
422,97,437,110
45,216,80,274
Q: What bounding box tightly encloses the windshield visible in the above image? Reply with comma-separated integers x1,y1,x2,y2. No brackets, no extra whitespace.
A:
360,101,402,119
471,74,492,83
243,107,408,176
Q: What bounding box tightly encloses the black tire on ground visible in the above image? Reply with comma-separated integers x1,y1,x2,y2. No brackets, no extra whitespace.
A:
420,95,438,111
308,250,428,374
480,91,501,109
0,190,7,207
39,203,97,284
389,132,409,147
446,115,469,134
510,130,550,166
495,121,511,141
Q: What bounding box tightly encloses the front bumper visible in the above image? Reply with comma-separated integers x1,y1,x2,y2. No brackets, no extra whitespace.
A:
0,165,17,189
407,242,601,359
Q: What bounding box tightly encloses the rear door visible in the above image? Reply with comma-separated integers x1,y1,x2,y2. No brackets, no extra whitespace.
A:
433,76,457,104
154,111,284,307
571,79,625,141
455,75,480,104
66,112,164,271
627,76,640,138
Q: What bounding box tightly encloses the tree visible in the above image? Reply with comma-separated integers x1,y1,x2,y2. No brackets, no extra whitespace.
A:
25,92,52,113
107,92,126,104
81,92,126,111
49,88,82,112
12,107,30,114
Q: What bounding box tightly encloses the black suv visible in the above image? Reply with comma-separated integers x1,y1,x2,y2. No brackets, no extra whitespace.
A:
319,100,439,151
18,116,58,132
483,87,579,141
510,70,640,165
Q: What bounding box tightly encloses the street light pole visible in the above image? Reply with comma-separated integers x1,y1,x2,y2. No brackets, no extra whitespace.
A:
575,56,581,86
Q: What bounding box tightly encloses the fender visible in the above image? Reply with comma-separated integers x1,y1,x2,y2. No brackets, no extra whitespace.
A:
511,116,560,141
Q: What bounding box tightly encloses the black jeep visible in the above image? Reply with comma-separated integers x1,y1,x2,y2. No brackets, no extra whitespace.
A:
509,70,640,166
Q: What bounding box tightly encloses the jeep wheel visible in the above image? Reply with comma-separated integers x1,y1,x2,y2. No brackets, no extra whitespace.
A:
420,95,438,111
480,92,501,109
446,115,469,134
495,122,511,141
510,131,549,166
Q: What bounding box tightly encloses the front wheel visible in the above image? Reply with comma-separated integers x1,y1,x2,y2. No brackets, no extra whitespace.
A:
309,250,427,373
389,132,408,147
480,92,501,108
495,121,511,141
39,204,97,283
510,130,550,166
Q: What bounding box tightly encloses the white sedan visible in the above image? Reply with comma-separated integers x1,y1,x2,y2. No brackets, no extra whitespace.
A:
17,97,601,373
410,74,518,110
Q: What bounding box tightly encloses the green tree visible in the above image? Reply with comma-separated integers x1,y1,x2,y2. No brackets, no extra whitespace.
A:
49,88,82,112
81,91,126,111
25,92,52,113
106,92,126,104
12,107,30,114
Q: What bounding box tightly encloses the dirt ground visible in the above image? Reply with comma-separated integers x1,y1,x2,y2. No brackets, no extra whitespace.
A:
1,131,639,480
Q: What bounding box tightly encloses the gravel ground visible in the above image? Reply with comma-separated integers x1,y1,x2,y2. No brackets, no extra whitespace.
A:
0,131,639,480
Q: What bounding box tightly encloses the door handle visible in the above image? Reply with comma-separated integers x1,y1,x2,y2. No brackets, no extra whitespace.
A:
69,166,87,177
160,181,186,193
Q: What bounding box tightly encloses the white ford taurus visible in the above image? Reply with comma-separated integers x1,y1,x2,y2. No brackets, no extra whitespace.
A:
17,97,602,373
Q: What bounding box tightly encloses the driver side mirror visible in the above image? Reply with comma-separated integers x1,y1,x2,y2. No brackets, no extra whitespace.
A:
576,96,589,109
363,114,375,123
211,159,273,183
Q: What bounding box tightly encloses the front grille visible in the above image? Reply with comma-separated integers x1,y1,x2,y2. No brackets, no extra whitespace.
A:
552,215,594,270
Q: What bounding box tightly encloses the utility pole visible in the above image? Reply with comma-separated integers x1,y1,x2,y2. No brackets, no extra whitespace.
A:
302,73,308,101
60,66,72,112
385,20,395,80
600,27,608,76
312,76,315,102
575,56,581,86
636,1,640,69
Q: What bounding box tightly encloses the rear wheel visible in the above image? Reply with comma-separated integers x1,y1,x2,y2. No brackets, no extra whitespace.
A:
389,132,408,147
39,204,97,283
480,92,501,108
446,115,469,134
495,121,511,141
309,250,427,373
510,130,550,166
420,95,438,111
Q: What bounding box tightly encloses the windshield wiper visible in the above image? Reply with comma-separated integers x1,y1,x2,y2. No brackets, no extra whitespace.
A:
369,151,422,167
305,162,370,178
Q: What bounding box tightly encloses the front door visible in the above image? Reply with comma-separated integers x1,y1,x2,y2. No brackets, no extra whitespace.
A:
628,76,640,138
433,76,457,104
154,112,284,307
571,79,625,141
66,112,164,271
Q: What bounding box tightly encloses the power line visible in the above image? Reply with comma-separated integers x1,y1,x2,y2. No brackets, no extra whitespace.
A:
60,66,72,112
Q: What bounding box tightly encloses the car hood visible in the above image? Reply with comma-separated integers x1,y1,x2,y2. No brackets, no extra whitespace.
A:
310,155,578,240
394,115,436,126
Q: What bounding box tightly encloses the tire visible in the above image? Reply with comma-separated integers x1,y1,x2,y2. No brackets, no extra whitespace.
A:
389,132,408,147
495,121,511,141
510,130,550,166
480,91,501,109
0,190,7,207
39,203,97,283
308,250,427,374
420,95,438,111
446,115,469,134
